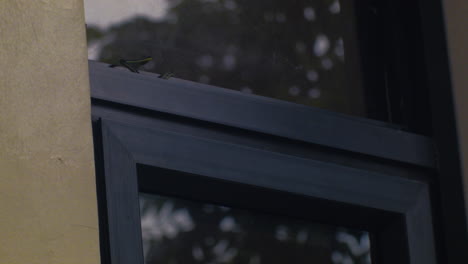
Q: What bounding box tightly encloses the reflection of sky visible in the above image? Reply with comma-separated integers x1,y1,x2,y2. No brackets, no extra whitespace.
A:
84,0,168,29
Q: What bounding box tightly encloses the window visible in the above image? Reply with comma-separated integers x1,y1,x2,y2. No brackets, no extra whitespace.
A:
85,0,431,132
85,0,364,116
90,61,437,262
88,0,468,263
139,186,372,263
92,112,434,264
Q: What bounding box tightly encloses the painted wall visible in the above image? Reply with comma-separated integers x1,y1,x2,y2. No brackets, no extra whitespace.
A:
443,0,468,226
0,1,100,264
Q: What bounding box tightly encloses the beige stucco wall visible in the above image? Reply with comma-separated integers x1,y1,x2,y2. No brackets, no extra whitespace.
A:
0,1,100,264
443,0,468,226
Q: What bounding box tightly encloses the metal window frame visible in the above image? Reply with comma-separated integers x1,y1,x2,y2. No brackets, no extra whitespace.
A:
92,117,435,264
90,59,438,263
90,61,436,169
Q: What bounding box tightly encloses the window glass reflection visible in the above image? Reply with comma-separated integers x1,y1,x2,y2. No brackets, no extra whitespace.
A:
85,0,368,117
140,193,372,264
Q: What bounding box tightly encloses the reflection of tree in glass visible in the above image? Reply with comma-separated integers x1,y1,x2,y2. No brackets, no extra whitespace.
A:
332,229,371,264
139,194,370,264
86,0,364,115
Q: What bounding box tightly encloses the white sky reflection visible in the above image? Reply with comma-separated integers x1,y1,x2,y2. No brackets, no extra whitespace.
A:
84,0,168,29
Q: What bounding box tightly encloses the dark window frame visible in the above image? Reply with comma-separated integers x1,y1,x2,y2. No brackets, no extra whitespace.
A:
89,0,468,263
89,61,435,168
92,117,435,264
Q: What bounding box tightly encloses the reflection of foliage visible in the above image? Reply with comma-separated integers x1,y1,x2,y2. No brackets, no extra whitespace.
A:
140,194,370,264
85,25,104,44
86,0,364,115
332,229,371,264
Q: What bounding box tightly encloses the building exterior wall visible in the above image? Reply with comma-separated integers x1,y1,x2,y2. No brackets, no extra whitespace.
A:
443,0,468,225
0,1,100,264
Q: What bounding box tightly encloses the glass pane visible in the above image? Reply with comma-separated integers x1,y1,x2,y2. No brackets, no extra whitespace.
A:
84,0,373,118
140,193,372,264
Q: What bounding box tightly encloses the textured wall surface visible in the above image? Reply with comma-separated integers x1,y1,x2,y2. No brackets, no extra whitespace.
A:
443,0,468,227
0,1,100,263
